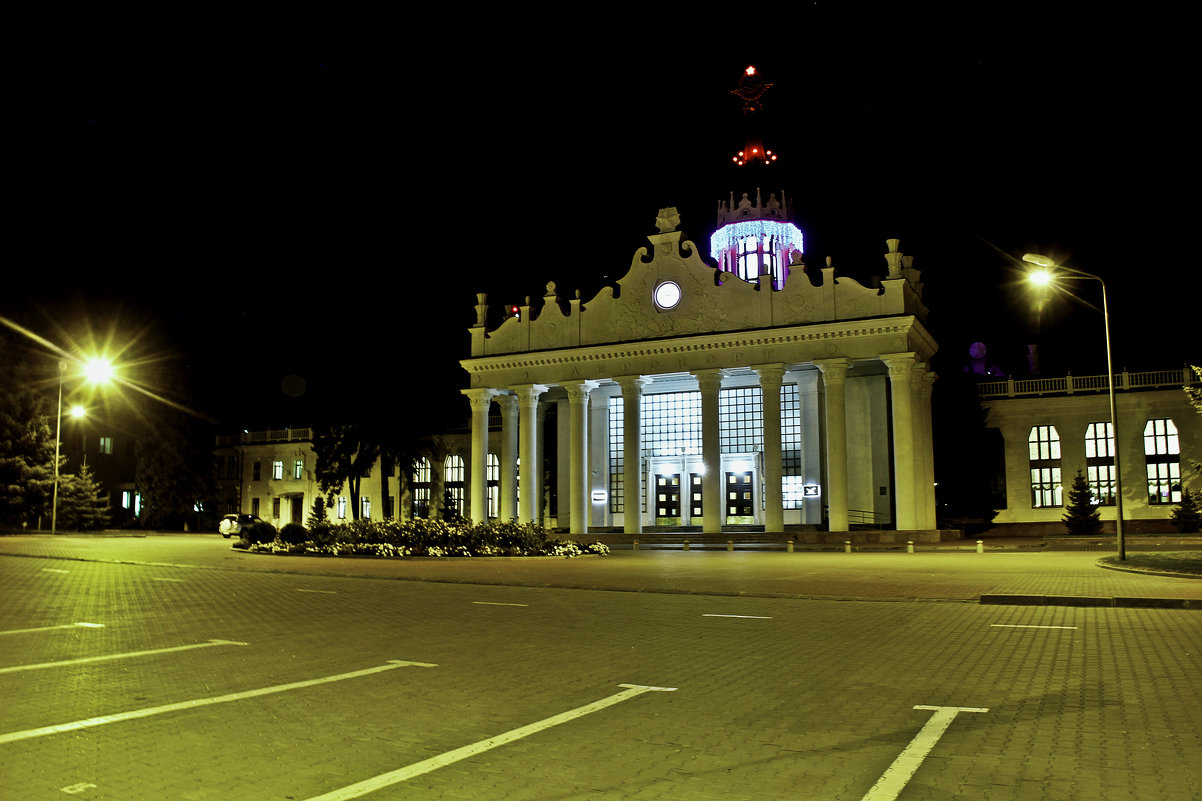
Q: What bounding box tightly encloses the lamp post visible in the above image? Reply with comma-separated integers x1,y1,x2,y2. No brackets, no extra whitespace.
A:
50,357,113,535
1023,253,1125,560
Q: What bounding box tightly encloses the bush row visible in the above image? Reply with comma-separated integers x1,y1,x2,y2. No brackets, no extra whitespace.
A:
234,518,610,558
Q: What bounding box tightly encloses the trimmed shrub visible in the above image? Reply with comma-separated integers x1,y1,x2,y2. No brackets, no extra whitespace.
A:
240,519,277,545
279,522,308,545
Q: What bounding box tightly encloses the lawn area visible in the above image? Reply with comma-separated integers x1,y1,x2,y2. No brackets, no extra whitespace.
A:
1098,551,1202,576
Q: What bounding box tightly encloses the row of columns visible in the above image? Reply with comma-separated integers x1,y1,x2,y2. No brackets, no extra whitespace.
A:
463,355,935,535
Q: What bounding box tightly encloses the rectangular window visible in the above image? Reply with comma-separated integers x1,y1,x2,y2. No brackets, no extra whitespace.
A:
272,460,284,480
272,497,281,518
98,436,113,455
251,497,260,516
253,461,261,481
720,386,763,454
293,459,304,479
337,496,347,519
781,384,803,510
1028,425,1062,508
608,399,625,513
361,496,371,519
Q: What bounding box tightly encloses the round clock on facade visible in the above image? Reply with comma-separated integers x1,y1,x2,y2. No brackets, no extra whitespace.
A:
653,280,681,310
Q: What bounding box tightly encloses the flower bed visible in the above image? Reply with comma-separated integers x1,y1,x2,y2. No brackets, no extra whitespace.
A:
232,518,609,559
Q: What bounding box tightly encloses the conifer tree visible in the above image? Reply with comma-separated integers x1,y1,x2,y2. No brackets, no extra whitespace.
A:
1062,470,1102,536
1170,489,1201,533
57,464,110,531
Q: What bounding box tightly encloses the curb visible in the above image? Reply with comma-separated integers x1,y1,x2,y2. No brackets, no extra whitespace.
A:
980,593,1201,609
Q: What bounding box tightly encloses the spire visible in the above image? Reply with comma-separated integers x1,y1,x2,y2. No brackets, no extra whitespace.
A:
729,65,779,167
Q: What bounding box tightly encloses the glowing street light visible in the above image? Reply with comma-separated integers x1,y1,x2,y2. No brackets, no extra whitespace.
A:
1022,253,1125,560
51,357,114,534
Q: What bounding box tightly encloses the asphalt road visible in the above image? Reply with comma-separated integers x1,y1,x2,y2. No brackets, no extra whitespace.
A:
0,540,1199,800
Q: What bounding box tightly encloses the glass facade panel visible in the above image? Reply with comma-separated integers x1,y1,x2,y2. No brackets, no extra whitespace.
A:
1084,422,1115,505
720,387,762,454
1144,419,1181,504
781,384,803,509
1028,425,1062,507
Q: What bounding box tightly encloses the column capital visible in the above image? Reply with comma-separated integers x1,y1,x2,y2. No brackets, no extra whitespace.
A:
880,352,922,378
614,375,652,394
461,387,499,411
494,392,518,412
561,379,600,402
510,384,550,405
752,363,787,387
813,358,849,382
691,368,725,393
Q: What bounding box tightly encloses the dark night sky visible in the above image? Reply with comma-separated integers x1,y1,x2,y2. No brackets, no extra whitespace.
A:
8,6,1195,435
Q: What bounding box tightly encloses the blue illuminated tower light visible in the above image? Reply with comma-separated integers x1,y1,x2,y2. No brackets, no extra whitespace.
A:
710,65,804,290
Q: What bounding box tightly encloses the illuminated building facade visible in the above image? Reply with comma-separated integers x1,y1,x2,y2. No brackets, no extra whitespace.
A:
979,369,1201,532
459,206,941,539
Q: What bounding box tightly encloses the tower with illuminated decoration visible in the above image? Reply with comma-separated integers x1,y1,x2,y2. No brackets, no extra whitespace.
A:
710,65,804,290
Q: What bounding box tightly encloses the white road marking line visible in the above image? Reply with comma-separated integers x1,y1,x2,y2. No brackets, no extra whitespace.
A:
295,589,337,594
991,624,1077,630
472,601,528,607
0,623,105,636
702,614,773,619
860,706,988,801
0,659,437,745
41,568,68,574
0,639,249,675
152,577,186,582
300,683,677,801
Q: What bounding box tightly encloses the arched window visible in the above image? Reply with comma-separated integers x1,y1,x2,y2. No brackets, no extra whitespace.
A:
1084,422,1116,505
1028,425,1062,507
444,455,465,518
411,457,431,519
1144,419,1181,504
486,453,499,519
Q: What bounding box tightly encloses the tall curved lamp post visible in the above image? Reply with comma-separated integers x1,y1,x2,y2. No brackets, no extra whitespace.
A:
51,358,114,534
1022,253,1125,560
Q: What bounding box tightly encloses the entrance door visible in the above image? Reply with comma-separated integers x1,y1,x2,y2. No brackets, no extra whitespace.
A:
726,471,755,521
689,473,704,519
290,496,304,525
655,474,681,522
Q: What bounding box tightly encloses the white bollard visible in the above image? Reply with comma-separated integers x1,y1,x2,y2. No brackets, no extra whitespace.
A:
844,541,852,553
907,541,915,553
787,540,794,553
727,540,733,552
683,540,690,551
976,540,984,554
633,540,639,552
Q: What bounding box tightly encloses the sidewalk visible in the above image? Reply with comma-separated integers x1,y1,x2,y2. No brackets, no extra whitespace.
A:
0,533,1198,608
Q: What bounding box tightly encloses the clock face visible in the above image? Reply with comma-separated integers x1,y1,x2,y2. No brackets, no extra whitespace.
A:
653,281,681,310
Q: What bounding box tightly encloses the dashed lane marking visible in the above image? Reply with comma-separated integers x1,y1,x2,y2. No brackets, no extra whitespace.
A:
299,683,677,801
152,577,186,582
703,614,773,619
0,660,437,745
0,623,104,636
473,601,528,606
0,639,249,675
40,568,68,574
991,624,1078,630
295,589,337,594
859,705,988,801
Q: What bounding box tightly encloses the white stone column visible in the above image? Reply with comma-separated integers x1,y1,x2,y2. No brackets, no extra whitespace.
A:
461,388,496,525
615,375,650,535
883,353,922,531
694,369,724,535
563,380,598,537
754,364,786,533
512,384,548,525
814,359,849,532
497,393,519,522
920,371,938,530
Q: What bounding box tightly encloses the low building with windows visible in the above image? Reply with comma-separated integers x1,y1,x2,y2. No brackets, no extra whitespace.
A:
979,368,1201,533
458,205,944,540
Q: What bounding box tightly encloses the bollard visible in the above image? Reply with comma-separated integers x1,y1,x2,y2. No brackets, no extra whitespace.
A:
787,540,794,553
727,540,733,552
976,540,984,554
633,540,639,552
907,541,914,554
844,541,852,553
683,540,690,551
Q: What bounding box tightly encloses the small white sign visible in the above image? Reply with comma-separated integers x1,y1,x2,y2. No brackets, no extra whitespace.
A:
591,490,607,503
803,484,820,497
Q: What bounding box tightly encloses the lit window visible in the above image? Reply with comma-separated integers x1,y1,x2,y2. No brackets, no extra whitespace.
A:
1028,425,1062,507
98,437,113,455
444,455,465,518
1084,422,1116,505
293,460,304,479
486,453,499,519
1144,418,1181,504
272,460,284,480
361,496,371,519
412,457,431,519
337,496,347,519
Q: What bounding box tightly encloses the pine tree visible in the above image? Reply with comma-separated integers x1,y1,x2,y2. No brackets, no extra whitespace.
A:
1170,489,1201,533
1062,470,1103,536
57,464,111,531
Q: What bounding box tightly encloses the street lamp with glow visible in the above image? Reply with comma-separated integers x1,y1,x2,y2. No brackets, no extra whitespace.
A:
1022,253,1125,560
51,357,114,534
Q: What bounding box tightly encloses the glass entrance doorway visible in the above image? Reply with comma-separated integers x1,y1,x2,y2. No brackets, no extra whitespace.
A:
726,470,755,523
655,474,681,523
